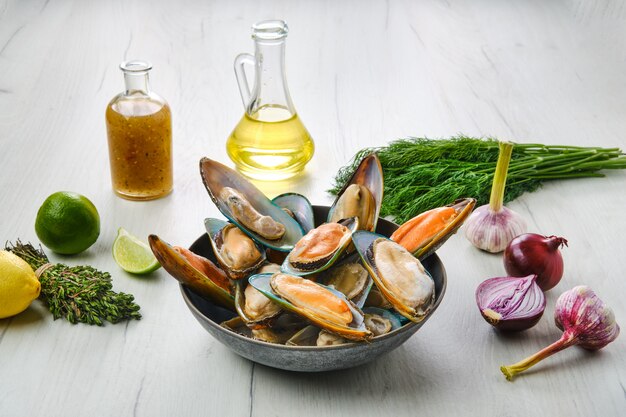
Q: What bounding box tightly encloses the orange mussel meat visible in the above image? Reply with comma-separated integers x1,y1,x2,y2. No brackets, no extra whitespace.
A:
390,198,476,258
271,273,353,326
289,222,350,267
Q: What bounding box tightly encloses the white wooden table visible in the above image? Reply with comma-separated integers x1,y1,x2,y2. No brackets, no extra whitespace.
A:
1,1,625,416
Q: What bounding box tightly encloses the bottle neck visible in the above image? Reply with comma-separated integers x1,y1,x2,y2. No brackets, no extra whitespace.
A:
250,39,295,118
124,71,150,95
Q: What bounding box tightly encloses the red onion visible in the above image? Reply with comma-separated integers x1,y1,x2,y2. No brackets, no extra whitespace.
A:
504,233,568,291
476,275,545,331
501,286,620,381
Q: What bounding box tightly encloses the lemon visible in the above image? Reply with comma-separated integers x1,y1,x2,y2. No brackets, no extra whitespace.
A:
0,251,41,319
35,191,100,255
113,228,161,274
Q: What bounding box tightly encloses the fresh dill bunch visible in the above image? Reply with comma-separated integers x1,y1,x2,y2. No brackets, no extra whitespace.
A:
330,136,625,224
5,241,141,325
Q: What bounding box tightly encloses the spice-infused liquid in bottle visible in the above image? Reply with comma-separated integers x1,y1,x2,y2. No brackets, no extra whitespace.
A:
226,20,314,181
106,60,173,200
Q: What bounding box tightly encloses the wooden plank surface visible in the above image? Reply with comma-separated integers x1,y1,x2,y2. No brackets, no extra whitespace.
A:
0,0,624,416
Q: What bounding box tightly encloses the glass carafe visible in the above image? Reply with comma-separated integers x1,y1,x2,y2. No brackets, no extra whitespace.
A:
105,60,173,200
226,20,315,181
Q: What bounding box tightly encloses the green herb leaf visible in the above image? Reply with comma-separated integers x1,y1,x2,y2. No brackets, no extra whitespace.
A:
5,241,142,326
330,136,625,224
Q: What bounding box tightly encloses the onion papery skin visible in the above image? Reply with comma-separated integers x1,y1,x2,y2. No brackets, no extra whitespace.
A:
504,234,567,291
476,275,546,331
464,206,527,253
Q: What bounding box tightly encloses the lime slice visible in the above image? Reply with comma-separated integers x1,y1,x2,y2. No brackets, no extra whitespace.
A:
113,228,161,274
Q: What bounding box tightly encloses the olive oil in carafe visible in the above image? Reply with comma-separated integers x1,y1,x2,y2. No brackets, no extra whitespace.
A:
226,105,314,181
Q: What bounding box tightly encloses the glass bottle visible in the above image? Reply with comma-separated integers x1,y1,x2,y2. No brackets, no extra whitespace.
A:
226,20,315,181
105,60,173,200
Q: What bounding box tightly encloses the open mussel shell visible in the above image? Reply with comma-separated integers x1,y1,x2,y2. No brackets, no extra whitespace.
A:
353,231,435,323
233,280,283,328
272,193,315,233
221,315,297,343
285,325,321,346
364,286,393,309
221,317,252,337
148,234,235,310
327,153,383,232
319,254,373,309
180,206,448,370
204,218,266,280
249,327,299,344
281,217,359,277
199,157,304,252
248,314,308,343
248,273,372,341
281,217,359,276
391,197,476,260
241,262,284,323
362,307,403,335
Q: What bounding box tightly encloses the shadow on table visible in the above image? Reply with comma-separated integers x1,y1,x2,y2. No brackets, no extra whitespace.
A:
249,340,445,403
0,302,46,331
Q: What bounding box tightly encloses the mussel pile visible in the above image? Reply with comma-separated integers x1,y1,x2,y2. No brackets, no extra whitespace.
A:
149,155,476,346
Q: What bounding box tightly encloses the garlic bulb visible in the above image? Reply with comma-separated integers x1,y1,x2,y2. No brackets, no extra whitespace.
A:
465,206,526,253
500,286,620,381
464,142,526,252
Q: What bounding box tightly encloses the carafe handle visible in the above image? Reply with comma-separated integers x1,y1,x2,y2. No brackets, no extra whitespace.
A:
234,53,256,110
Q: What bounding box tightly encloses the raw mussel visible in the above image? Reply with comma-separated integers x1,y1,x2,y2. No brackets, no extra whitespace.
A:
285,307,402,346
362,307,403,336
204,218,266,280
316,330,348,346
235,263,283,327
199,157,304,251
327,153,383,232
220,187,286,240
148,235,234,310
391,197,476,260
281,217,359,276
353,231,435,323
249,273,372,341
221,315,303,343
320,257,372,308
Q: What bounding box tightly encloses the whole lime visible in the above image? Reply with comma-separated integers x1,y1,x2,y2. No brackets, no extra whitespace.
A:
35,191,100,255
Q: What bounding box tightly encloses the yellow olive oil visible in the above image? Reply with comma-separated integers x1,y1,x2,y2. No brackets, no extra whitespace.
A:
226,105,314,181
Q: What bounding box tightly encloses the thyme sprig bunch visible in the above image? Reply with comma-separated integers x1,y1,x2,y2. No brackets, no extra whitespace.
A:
330,136,626,224
6,241,141,325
